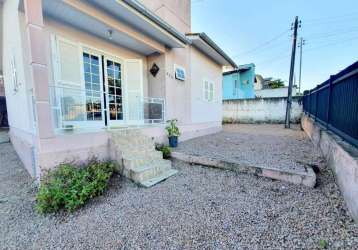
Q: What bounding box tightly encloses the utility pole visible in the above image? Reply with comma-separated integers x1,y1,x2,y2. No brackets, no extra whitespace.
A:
298,37,306,94
285,16,300,128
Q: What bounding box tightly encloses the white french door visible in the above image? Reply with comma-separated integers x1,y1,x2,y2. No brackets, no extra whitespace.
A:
104,57,125,126
104,58,144,126
82,51,105,127
52,35,144,129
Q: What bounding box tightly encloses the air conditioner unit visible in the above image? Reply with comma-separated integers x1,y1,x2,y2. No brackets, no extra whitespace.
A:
174,65,185,81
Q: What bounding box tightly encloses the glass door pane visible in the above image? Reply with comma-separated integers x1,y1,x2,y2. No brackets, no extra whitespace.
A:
82,52,104,127
105,58,123,125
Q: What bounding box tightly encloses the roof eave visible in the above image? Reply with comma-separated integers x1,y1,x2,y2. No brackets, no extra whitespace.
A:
186,33,237,68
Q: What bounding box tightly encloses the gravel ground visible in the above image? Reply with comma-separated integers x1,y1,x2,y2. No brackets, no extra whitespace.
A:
175,124,322,173
1,140,358,249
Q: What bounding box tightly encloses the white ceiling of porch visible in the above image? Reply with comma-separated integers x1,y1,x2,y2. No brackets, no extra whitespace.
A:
42,0,161,55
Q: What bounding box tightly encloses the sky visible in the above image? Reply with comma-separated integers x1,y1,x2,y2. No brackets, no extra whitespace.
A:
191,0,358,91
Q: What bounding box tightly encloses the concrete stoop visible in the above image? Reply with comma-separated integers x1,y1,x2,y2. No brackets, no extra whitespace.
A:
171,151,316,187
110,129,178,187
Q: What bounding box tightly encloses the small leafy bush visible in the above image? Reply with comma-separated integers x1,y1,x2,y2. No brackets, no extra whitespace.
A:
155,143,172,159
222,117,234,124
36,161,116,214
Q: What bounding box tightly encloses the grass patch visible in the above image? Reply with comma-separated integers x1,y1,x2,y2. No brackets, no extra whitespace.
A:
36,160,117,214
155,143,172,159
319,239,328,249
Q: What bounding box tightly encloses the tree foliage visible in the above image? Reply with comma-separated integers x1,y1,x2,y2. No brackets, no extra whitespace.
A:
268,79,285,89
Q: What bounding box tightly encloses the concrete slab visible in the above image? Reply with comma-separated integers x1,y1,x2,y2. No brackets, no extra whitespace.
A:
172,124,320,187
140,169,178,188
171,151,316,187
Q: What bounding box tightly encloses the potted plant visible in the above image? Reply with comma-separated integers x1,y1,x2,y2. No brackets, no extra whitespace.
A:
166,119,180,147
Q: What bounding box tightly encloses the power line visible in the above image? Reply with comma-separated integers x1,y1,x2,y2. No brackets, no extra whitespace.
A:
236,41,290,59
298,37,305,94
305,27,358,40
305,12,358,24
305,26,358,38
305,34,358,46
304,35,358,53
232,28,290,58
254,51,291,66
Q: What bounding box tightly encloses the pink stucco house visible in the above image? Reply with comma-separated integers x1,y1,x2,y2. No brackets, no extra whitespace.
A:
0,0,237,183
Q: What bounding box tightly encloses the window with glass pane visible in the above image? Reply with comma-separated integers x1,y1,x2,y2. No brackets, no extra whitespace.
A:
83,53,102,121
107,60,123,120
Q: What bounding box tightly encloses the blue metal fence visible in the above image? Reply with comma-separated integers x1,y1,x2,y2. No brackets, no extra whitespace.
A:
303,61,358,147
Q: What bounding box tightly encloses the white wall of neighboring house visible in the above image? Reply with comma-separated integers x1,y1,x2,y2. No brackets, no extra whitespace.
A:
0,1,3,74
1,0,38,177
190,47,222,124
253,81,262,91
255,86,297,98
2,0,35,134
0,2,4,96
223,97,302,123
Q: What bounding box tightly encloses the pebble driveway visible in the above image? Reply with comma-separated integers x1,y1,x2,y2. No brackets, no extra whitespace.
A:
1,125,358,249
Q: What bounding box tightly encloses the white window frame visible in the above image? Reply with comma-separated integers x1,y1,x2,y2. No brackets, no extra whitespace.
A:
203,79,215,102
174,64,186,81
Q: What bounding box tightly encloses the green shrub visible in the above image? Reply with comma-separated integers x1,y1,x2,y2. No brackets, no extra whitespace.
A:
36,161,116,214
155,144,172,159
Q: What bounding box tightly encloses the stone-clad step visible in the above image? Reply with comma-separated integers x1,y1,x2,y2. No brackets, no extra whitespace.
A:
130,159,173,183
140,169,178,188
110,129,177,187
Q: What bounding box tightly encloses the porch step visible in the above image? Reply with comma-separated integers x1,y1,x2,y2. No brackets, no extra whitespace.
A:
140,169,178,188
123,153,163,169
110,129,177,187
120,148,161,159
111,137,154,147
130,160,172,183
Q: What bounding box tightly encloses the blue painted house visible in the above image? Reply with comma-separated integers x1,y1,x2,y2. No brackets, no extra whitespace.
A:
222,63,255,100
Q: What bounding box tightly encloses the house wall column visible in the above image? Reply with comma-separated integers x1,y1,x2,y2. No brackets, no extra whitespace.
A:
24,0,54,139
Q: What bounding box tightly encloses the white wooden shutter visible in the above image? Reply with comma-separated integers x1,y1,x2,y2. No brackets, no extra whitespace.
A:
57,38,82,87
125,59,143,123
51,36,85,122
203,80,209,101
209,82,214,102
